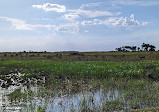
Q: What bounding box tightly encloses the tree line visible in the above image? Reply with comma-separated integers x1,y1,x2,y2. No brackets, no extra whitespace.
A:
115,43,156,52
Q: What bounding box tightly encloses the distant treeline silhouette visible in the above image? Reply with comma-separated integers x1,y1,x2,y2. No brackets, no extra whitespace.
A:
115,43,156,52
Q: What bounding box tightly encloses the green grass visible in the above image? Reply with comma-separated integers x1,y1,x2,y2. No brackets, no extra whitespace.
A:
1,60,159,79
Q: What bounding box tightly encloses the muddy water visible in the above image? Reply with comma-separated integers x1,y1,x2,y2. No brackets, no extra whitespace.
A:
0,74,159,112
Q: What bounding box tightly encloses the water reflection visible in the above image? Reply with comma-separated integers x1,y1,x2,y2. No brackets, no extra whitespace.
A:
0,85,22,112
0,75,159,112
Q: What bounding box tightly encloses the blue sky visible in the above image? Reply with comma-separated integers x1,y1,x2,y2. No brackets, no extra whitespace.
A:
0,0,159,52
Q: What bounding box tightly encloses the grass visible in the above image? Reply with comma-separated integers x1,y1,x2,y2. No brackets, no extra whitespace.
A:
76,78,159,111
0,60,159,79
125,107,159,112
2,51,159,111
0,51,159,61
6,75,159,111
7,88,33,102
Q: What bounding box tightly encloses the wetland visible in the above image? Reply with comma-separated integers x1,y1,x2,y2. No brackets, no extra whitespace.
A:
0,52,159,111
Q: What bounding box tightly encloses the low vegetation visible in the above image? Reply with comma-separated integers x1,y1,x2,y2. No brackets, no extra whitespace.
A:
0,60,159,79
1,50,159,62
1,50,159,111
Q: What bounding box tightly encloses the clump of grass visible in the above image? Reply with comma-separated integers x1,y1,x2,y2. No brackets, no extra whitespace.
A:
102,99,124,112
79,96,92,112
7,89,22,102
37,105,46,112
8,88,34,102
24,73,39,79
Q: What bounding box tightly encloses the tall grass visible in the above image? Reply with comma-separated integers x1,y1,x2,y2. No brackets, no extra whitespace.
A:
7,78,159,112
1,60,159,79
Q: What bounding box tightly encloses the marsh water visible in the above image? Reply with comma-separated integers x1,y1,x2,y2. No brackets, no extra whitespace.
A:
0,73,159,112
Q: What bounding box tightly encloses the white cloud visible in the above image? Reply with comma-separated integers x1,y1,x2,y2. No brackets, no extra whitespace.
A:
57,22,79,34
81,19,102,25
114,0,159,6
64,13,79,21
68,9,113,18
81,14,149,27
32,2,116,19
32,3,66,12
0,16,80,34
103,14,149,27
80,3,101,9
0,16,55,30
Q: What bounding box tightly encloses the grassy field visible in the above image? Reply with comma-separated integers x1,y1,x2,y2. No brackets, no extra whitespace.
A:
1,51,159,111
0,60,159,79
1,52,159,86
1,51,159,79
0,51,159,61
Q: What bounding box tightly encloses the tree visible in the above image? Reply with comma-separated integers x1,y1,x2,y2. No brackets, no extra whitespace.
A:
141,43,155,51
141,43,149,51
116,43,156,52
141,43,145,50
131,46,137,51
137,47,140,51
115,47,122,51
149,45,156,51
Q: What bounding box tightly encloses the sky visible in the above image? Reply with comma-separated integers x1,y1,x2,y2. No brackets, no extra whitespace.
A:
0,0,159,52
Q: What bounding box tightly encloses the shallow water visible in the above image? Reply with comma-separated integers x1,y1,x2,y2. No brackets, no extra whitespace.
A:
0,74,159,112
0,86,120,112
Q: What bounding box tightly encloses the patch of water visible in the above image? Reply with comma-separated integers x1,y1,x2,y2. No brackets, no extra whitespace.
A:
1,74,159,112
